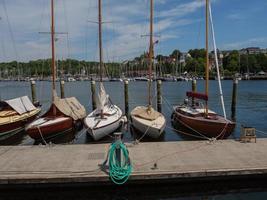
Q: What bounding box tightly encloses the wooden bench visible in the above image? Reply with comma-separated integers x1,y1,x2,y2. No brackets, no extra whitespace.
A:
240,126,256,143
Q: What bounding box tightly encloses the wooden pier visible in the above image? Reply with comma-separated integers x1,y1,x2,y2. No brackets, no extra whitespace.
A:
0,139,267,187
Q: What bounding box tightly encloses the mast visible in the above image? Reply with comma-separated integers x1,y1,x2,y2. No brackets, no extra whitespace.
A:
98,0,103,82
51,0,56,103
205,0,209,116
148,0,153,110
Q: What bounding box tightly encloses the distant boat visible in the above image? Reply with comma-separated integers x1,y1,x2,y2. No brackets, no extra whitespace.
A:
162,76,177,82
130,0,166,139
83,0,126,141
109,77,123,82
67,77,76,82
25,0,86,141
134,77,149,81
171,0,235,139
0,96,41,141
215,75,224,80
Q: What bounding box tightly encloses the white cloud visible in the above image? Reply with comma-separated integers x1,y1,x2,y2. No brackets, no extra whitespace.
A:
222,37,267,50
0,0,218,62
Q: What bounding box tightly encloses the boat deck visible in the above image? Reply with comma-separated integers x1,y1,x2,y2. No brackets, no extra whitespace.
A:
0,139,267,187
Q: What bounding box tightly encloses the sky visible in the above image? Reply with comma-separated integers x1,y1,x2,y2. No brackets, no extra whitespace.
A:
0,0,267,62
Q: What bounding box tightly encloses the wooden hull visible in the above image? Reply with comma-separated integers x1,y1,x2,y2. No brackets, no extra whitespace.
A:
0,109,41,141
26,117,73,140
25,104,74,141
172,109,235,139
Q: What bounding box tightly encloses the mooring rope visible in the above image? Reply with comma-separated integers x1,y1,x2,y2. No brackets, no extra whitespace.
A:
37,126,48,145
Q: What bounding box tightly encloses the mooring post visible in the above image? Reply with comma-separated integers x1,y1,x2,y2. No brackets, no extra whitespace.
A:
91,81,97,111
114,132,122,167
124,80,129,116
30,80,37,104
157,80,162,112
231,78,238,121
60,80,65,99
192,79,197,106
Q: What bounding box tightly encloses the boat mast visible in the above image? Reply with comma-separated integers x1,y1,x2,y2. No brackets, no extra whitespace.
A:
98,0,103,82
205,0,209,116
51,0,56,103
148,0,153,110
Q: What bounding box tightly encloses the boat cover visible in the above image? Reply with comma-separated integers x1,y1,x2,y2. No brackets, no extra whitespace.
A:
4,96,37,115
131,106,161,121
96,82,109,111
54,96,86,120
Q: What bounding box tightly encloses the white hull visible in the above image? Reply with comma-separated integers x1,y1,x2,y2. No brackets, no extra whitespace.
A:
130,106,166,138
84,105,126,141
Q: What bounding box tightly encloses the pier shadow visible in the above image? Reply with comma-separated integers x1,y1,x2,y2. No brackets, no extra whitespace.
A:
1,175,267,200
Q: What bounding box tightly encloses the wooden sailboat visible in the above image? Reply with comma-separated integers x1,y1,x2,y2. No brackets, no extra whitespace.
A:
83,0,126,141
25,0,86,141
130,0,166,139
0,96,41,141
171,0,235,139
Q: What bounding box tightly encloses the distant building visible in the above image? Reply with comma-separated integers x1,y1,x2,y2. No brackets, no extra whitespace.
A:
239,47,267,55
179,52,191,67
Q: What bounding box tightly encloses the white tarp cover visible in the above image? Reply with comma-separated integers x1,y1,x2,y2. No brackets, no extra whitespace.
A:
54,96,86,120
96,82,109,111
4,96,37,115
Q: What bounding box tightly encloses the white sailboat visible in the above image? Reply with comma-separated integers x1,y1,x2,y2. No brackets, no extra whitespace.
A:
130,0,166,139
84,0,126,141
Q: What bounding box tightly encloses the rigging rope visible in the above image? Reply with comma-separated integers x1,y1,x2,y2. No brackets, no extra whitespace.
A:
209,2,227,119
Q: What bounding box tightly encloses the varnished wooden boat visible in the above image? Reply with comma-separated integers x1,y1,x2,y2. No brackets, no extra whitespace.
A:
172,105,235,139
25,105,72,140
26,97,86,141
172,0,235,140
25,0,86,142
0,96,41,141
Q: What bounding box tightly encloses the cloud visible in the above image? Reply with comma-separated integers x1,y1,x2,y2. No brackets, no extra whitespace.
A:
221,37,267,50
158,0,205,18
227,13,245,20
0,0,226,62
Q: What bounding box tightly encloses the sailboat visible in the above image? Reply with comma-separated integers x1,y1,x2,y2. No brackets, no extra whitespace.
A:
83,0,126,141
171,0,235,139
130,0,166,139
0,96,41,141
25,0,86,141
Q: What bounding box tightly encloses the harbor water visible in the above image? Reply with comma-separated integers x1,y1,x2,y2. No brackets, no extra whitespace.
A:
0,80,267,145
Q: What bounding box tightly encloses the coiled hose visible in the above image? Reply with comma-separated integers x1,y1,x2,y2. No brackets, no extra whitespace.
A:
108,141,132,185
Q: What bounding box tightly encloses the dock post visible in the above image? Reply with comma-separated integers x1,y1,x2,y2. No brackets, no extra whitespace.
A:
114,132,122,167
231,79,238,121
192,79,197,106
91,81,97,111
60,80,65,98
124,80,129,116
157,80,162,112
30,80,37,104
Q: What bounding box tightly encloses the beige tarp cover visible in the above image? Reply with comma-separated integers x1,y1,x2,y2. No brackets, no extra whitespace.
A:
131,106,161,121
54,96,86,120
